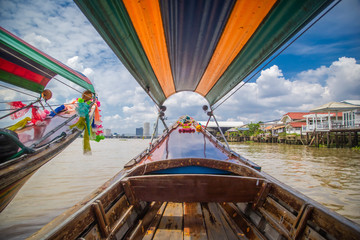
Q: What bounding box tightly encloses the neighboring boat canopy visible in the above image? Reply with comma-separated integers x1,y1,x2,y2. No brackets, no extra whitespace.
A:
75,0,334,106
0,27,95,94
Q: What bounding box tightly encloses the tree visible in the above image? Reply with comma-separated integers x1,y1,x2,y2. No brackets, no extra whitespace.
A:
244,122,263,136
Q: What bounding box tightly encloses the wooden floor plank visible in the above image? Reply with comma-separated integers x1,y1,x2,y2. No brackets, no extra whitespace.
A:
210,203,241,240
128,202,163,240
142,202,167,240
202,202,234,240
183,202,207,240
153,202,183,240
218,204,249,240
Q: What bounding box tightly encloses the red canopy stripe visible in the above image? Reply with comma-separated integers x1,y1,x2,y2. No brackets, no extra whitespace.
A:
0,58,51,86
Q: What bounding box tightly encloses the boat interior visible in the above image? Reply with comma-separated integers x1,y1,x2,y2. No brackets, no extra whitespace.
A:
13,104,78,148
30,117,360,240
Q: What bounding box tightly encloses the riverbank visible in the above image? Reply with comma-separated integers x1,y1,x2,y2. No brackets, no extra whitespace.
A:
227,131,360,148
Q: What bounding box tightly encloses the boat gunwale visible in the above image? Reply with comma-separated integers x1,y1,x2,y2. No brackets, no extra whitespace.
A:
28,116,360,239
128,157,264,179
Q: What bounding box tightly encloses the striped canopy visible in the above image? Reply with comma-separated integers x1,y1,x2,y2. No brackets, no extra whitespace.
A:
0,27,95,94
75,0,333,106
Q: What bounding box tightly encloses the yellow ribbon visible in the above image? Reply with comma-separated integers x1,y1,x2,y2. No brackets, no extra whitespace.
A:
70,117,91,154
8,117,31,131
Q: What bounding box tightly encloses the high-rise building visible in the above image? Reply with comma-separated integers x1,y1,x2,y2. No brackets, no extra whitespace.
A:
104,129,112,137
136,127,143,136
144,122,150,136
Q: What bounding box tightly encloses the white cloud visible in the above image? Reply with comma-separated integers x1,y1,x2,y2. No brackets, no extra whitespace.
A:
325,57,360,100
66,56,94,77
1,0,359,134
257,65,291,98
23,32,51,50
213,57,360,123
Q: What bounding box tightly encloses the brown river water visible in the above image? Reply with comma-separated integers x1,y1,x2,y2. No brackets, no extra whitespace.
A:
0,139,359,239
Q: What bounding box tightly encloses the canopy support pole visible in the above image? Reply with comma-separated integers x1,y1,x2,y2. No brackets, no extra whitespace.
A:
208,108,231,151
0,98,41,120
147,108,168,153
30,114,78,148
160,116,168,132
148,115,160,154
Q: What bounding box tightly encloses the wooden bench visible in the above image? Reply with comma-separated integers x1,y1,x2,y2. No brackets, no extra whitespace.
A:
121,174,268,204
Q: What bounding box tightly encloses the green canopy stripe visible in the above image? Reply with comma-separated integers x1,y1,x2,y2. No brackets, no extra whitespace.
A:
0,69,44,93
75,0,166,105
205,0,333,105
0,28,95,93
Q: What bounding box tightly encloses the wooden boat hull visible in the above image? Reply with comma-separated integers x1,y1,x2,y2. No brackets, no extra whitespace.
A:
0,105,97,212
0,126,82,212
29,117,360,240
0,172,34,213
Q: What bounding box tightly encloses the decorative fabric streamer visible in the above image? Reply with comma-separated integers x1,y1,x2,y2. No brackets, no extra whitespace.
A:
7,101,30,120
69,97,105,154
95,135,105,142
49,105,65,117
31,107,49,125
94,104,101,122
70,117,91,154
76,102,91,136
7,117,31,131
70,99,93,154
31,107,41,124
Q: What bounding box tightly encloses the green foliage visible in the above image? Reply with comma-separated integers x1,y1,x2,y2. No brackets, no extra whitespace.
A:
352,146,360,151
229,132,238,137
243,122,263,137
278,132,299,137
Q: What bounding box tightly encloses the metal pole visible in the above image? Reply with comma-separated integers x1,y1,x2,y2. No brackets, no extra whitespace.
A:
147,114,160,153
210,109,231,151
160,116,169,132
30,114,78,148
0,99,40,120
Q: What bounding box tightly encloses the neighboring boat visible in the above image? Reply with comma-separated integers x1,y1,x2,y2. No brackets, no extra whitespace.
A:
0,27,99,212
28,0,360,239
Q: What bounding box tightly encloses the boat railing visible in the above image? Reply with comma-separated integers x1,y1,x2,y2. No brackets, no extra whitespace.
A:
302,120,359,132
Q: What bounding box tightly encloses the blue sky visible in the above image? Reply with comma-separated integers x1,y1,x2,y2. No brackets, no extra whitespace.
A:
1,0,359,134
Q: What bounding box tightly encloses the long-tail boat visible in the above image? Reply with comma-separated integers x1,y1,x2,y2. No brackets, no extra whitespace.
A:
30,0,360,239
0,27,99,212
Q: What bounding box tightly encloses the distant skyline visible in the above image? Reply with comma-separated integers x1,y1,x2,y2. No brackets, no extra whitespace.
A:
0,0,359,134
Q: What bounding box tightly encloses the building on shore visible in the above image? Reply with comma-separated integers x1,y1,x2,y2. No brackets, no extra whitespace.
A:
104,129,112,137
198,121,244,135
144,122,150,136
223,100,360,147
136,127,143,136
303,101,359,132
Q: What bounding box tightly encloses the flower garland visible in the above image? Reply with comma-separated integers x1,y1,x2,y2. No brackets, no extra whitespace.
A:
177,115,203,133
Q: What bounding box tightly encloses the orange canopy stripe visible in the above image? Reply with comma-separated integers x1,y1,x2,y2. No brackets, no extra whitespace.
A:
123,0,175,98
195,0,277,96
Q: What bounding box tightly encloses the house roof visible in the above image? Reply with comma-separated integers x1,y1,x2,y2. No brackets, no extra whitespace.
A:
282,112,309,121
310,101,359,112
341,100,360,106
282,111,343,122
264,125,273,130
287,122,307,128
199,121,244,128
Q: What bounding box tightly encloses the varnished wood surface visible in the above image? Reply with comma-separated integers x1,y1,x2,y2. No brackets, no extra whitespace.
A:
121,174,265,203
131,202,251,240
